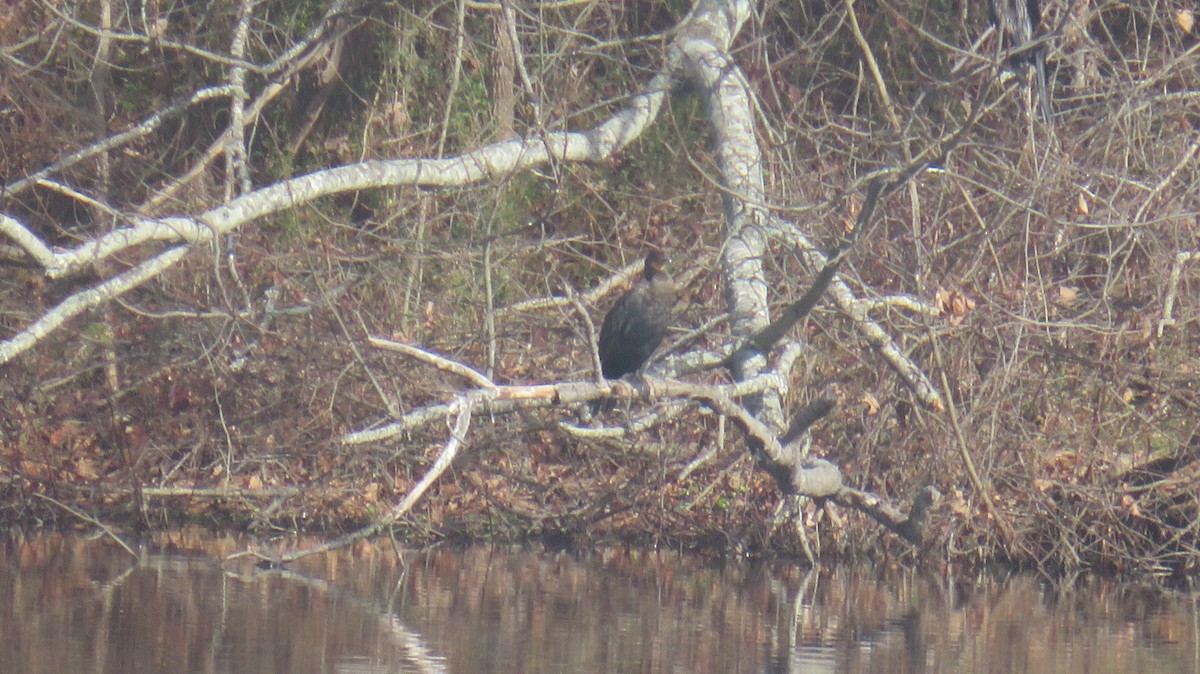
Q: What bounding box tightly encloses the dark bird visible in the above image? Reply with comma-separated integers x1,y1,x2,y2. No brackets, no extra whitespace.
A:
989,0,1053,121
592,251,675,411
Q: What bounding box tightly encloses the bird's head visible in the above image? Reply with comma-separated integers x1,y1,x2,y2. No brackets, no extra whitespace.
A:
643,250,669,280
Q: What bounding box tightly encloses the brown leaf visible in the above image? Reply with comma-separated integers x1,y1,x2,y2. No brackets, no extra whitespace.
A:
75,458,100,481
363,482,381,504
1177,9,1194,33
48,421,82,448
860,392,880,416
1056,285,1079,305
947,489,970,517
423,300,436,330
934,288,950,313
950,293,975,316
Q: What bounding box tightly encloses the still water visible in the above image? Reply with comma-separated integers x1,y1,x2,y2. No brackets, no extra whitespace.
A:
1,530,1196,673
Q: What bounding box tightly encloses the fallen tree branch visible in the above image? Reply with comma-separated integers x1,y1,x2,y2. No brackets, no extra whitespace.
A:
33,493,139,559
835,485,942,546
341,340,937,546
278,393,478,563
0,246,191,364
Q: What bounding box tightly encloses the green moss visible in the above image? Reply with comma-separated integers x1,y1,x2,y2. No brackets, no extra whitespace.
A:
616,96,707,191
444,72,492,148
492,173,551,231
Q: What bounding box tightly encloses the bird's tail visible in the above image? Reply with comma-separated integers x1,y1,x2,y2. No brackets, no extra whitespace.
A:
1033,48,1052,122
588,397,615,417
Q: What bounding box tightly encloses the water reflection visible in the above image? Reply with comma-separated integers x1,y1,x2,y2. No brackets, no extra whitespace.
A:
0,531,1196,673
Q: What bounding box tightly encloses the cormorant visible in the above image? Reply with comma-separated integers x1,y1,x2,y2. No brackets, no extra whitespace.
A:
592,250,675,409
989,0,1053,120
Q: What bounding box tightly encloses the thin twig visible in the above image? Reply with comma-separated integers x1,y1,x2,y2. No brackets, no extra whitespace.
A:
932,340,1018,550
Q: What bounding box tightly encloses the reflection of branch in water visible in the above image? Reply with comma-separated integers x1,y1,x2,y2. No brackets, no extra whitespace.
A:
249,559,447,674
33,492,138,559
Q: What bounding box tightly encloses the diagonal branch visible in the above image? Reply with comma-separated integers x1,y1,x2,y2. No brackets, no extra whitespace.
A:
0,246,190,364
368,336,497,390
278,394,477,563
